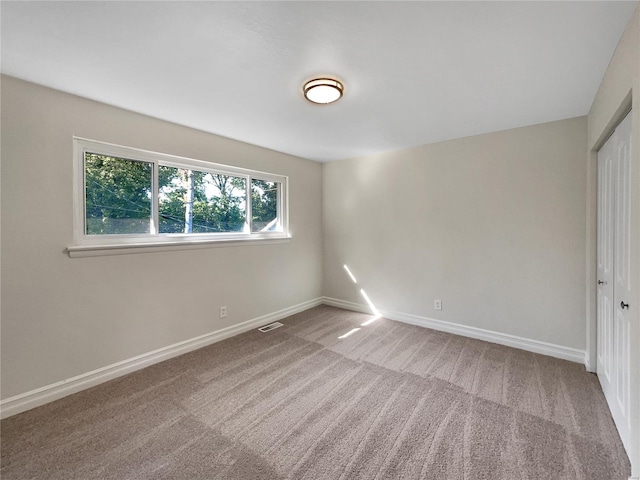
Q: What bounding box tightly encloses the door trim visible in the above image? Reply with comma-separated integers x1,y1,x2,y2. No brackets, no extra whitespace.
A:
586,92,632,374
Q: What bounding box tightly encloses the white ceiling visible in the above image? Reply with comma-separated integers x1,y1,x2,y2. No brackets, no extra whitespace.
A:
1,1,637,162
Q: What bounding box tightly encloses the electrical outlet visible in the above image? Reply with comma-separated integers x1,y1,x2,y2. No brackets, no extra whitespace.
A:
219,306,227,318
434,300,442,311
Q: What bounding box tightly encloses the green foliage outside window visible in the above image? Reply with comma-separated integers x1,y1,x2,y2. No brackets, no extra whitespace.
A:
85,153,281,235
251,179,279,231
85,154,152,235
158,166,246,234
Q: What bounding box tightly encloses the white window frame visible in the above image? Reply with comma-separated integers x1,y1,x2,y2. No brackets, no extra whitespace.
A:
68,138,290,257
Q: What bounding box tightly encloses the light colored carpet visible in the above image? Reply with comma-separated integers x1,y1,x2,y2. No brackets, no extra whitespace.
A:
1,305,631,479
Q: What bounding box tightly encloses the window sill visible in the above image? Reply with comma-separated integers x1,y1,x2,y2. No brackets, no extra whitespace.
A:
66,235,292,258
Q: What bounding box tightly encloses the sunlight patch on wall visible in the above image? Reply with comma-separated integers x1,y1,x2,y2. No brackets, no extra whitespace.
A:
359,289,381,318
337,264,382,337
343,264,357,283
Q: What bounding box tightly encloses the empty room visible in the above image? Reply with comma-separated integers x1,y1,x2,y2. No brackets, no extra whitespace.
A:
1,1,639,479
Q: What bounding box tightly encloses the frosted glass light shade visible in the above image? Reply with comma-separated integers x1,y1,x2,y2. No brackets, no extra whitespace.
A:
303,78,343,104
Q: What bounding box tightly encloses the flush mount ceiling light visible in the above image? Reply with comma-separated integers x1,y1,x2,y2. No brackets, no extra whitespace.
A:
303,78,344,104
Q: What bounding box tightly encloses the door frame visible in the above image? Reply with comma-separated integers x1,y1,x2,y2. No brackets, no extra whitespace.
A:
594,109,633,456
586,92,638,474
586,93,632,373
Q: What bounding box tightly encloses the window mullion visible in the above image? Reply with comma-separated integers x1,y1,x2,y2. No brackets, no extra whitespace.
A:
152,160,159,234
76,147,88,242
246,175,252,234
278,181,283,230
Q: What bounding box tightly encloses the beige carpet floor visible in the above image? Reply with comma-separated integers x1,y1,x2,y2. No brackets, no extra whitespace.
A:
1,305,631,479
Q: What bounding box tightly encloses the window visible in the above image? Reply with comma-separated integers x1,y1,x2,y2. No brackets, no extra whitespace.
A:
84,153,153,235
71,138,288,255
158,167,247,234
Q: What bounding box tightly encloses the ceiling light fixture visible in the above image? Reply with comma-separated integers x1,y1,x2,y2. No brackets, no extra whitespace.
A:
303,78,344,104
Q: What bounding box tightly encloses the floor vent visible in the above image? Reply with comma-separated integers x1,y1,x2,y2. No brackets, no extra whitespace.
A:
258,322,284,332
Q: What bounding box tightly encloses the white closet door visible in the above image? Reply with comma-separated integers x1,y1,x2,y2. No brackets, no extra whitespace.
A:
597,130,615,391
597,110,632,456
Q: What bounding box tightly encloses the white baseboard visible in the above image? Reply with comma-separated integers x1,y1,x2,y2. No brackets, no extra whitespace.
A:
322,296,374,315
0,296,588,419
0,297,323,420
584,352,594,372
322,297,586,365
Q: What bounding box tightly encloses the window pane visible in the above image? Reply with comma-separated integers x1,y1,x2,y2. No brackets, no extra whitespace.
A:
84,153,152,235
251,179,280,232
159,166,246,233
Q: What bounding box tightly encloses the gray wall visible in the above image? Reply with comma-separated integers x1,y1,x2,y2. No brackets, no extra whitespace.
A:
323,117,588,350
1,76,323,399
586,4,639,474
